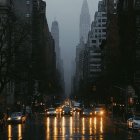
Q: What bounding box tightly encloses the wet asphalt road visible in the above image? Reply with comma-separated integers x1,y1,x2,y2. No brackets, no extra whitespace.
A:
1,112,140,140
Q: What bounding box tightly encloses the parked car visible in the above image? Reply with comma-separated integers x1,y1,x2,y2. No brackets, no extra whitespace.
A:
80,108,92,117
62,106,73,116
7,112,26,124
46,108,57,116
127,116,140,130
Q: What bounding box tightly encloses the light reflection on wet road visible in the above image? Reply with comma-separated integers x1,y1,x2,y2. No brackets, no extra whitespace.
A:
1,113,140,140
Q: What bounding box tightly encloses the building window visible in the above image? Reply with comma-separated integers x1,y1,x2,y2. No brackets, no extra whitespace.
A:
92,40,96,43
102,19,106,22
102,24,106,27
102,13,107,17
102,29,106,32
98,34,101,38
99,39,102,43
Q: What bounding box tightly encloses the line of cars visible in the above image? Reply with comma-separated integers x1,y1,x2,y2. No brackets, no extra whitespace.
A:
80,107,105,117
45,106,105,117
45,106,73,116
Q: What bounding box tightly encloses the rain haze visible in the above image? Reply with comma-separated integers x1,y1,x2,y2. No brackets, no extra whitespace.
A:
45,0,99,96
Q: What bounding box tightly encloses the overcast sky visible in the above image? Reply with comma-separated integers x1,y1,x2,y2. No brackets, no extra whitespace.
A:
45,0,99,96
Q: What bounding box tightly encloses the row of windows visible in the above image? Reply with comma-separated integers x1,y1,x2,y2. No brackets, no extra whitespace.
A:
94,34,106,38
98,19,107,22
90,66,101,69
94,29,106,32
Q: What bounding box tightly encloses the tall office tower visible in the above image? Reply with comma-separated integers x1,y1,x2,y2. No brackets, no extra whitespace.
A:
51,20,65,94
86,0,107,81
51,20,60,68
80,0,90,43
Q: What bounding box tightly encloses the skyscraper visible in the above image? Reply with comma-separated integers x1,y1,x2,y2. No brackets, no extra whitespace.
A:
51,20,65,94
79,0,90,43
51,20,60,68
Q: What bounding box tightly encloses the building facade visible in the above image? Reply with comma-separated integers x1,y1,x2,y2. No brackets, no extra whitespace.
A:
0,0,15,105
51,20,65,96
86,0,107,82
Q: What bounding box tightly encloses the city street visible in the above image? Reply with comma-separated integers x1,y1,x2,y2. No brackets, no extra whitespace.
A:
1,113,140,140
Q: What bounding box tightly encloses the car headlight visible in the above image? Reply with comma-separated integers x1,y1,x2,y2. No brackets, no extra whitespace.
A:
8,117,11,120
100,111,104,115
17,117,21,120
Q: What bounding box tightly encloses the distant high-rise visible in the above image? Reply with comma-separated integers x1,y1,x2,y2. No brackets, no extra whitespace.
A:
51,20,65,94
80,0,90,43
51,20,60,68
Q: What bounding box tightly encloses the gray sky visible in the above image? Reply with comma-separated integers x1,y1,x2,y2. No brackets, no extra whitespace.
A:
45,0,99,96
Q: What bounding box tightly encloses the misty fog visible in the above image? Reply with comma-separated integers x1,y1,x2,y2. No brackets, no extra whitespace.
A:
45,0,99,95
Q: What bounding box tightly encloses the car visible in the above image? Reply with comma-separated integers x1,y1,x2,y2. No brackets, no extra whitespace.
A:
46,108,57,116
93,107,104,116
7,112,26,124
62,106,73,116
80,108,92,117
56,106,62,114
127,116,140,130
73,107,81,112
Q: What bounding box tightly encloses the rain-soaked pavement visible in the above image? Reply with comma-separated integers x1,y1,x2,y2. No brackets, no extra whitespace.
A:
1,112,140,140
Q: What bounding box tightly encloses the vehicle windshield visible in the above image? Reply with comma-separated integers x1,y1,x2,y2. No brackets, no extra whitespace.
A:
134,117,140,120
48,108,55,111
63,107,71,111
95,108,103,111
83,109,90,112
11,112,22,117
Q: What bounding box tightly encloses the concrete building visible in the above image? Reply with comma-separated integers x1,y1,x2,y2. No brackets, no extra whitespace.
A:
73,0,107,99
133,0,140,93
12,0,33,104
51,21,60,69
86,0,107,82
51,20,65,95
13,0,32,21
0,0,15,105
75,38,85,91
0,0,59,105
79,0,90,43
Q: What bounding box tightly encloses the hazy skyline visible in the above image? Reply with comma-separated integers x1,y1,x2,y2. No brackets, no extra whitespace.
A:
45,0,99,95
